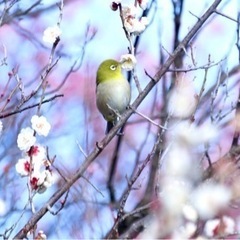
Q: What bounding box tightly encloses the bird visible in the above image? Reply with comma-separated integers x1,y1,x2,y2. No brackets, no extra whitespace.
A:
96,59,131,134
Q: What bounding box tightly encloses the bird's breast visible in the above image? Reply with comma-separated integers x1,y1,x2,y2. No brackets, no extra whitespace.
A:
96,79,131,121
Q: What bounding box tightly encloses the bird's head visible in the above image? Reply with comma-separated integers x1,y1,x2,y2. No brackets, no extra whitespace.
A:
96,59,123,85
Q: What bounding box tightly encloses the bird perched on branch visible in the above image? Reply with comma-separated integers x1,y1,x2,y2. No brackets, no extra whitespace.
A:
96,59,131,134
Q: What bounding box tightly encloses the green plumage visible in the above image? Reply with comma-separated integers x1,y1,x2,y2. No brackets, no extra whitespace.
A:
96,59,131,133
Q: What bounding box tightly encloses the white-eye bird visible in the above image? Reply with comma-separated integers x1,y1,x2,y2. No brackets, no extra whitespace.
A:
96,59,131,133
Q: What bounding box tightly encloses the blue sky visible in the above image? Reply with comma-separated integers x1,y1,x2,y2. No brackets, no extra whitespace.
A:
0,0,239,238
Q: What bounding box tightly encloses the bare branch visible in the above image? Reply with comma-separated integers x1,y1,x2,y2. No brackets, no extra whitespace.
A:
13,1,223,238
0,94,64,119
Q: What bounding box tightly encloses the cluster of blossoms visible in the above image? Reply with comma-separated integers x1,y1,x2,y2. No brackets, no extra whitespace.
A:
111,0,149,35
141,116,235,238
16,115,53,194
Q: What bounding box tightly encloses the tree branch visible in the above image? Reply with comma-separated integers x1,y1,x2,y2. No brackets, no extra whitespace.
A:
13,0,223,238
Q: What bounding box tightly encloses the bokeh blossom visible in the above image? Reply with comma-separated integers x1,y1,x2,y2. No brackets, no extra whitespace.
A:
190,182,232,219
204,216,235,237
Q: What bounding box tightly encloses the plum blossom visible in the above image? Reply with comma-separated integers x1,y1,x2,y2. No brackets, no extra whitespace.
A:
31,115,51,137
29,169,53,193
204,216,235,237
30,175,39,190
124,16,148,35
35,230,47,240
121,5,148,35
120,54,137,71
138,0,149,10
140,16,149,26
182,204,198,222
172,121,218,147
190,182,232,219
17,127,36,151
15,158,31,177
43,25,61,44
122,5,137,18
160,178,191,214
16,116,53,193
172,222,197,239
167,79,197,118
164,144,192,178
16,145,47,175
37,170,54,194
110,1,149,34
27,145,46,162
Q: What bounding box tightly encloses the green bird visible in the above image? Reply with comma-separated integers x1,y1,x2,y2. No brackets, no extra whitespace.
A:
96,59,131,133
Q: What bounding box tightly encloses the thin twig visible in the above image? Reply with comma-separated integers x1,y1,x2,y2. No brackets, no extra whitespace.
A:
0,94,64,119
214,9,239,23
107,155,151,239
13,1,223,237
168,58,225,72
130,106,167,129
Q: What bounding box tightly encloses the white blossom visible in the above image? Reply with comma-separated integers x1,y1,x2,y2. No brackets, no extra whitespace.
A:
122,5,137,18
15,158,31,177
160,178,191,214
195,236,207,240
37,170,54,194
43,25,61,44
29,169,53,193
173,222,197,239
172,121,218,147
35,230,47,240
182,204,198,222
167,79,197,118
17,127,36,151
190,182,232,219
120,54,137,71
138,217,160,239
140,16,149,26
164,144,192,177
138,0,149,10
221,216,235,235
30,173,40,191
124,17,147,35
203,217,235,237
17,145,47,177
25,145,46,169
31,115,51,137
121,5,148,35
204,218,220,237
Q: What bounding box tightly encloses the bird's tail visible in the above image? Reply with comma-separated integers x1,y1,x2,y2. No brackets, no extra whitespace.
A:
106,121,114,134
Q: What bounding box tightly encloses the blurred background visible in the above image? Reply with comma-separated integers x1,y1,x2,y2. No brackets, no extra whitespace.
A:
0,0,239,238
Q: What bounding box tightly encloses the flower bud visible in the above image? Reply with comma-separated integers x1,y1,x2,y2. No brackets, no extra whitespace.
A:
110,1,120,11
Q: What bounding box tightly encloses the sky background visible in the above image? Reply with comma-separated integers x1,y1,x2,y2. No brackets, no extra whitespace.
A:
0,0,239,238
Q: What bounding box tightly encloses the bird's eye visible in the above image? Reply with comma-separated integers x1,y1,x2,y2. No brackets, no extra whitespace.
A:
110,65,117,71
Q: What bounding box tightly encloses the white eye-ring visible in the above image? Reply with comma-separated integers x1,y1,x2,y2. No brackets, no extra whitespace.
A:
110,65,117,71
